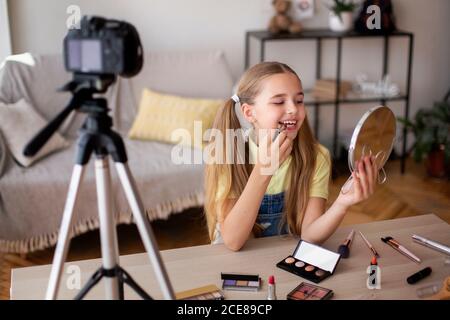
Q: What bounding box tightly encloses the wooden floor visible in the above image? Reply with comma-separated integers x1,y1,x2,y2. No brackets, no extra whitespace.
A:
1,157,449,299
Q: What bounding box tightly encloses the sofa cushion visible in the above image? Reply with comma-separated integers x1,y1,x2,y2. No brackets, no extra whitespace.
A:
119,50,235,133
128,88,223,148
131,50,234,100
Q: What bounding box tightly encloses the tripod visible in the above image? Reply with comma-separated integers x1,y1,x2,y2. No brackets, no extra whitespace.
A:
25,76,175,300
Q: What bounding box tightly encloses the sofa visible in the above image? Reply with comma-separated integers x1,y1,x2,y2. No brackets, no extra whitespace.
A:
0,50,235,253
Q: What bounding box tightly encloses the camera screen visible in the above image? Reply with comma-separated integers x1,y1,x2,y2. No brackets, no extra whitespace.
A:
67,39,102,72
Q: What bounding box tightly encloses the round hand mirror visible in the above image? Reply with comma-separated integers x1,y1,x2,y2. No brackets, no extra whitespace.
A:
342,105,397,193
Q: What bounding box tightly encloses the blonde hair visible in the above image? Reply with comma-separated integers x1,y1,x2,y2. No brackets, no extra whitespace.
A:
204,62,319,240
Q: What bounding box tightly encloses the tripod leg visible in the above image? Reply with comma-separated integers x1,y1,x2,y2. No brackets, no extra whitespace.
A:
74,268,103,300
115,162,175,300
119,275,125,300
119,267,153,300
46,165,86,300
95,157,121,299
115,243,125,299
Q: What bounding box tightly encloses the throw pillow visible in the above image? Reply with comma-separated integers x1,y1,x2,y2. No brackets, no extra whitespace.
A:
128,89,223,148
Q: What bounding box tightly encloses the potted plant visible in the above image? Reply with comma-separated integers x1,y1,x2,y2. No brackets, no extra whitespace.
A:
326,0,357,32
397,100,450,178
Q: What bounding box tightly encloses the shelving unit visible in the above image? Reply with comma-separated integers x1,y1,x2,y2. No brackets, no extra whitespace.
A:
244,29,414,174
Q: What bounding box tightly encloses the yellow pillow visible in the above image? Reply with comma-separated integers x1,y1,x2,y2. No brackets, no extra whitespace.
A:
128,89,224,148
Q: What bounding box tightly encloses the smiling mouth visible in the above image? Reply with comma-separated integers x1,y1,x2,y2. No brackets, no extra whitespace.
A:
279,120,297,130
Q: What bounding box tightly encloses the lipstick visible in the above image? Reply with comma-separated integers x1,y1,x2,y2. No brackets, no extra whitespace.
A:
267,275,277,300
407,267,432,285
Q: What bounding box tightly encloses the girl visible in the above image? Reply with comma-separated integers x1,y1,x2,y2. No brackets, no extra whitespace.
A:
205,62,378,251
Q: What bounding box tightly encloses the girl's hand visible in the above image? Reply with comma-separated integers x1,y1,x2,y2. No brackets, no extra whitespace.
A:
256,129,293,176
336,155,378,209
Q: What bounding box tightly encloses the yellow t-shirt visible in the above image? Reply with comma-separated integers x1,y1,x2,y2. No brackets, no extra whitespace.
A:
216,136,331,200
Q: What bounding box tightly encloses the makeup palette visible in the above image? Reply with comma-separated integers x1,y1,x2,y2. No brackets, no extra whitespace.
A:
221,273,261,292
176,284,225,300
287,282,333,300
277,240,341,283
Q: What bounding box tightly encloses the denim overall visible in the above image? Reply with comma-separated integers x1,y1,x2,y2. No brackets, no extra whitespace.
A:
256,191,288,237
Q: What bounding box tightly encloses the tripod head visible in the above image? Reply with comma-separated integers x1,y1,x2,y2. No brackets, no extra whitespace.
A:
23,73,116,157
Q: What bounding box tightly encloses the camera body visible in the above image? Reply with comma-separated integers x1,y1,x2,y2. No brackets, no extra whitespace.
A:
64,16,143,78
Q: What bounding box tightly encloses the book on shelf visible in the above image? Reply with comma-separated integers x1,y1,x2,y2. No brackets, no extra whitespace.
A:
312,79,353,100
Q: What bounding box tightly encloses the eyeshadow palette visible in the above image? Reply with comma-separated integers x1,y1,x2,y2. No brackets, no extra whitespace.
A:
176,284,225,300
221,273,261,292
276,240,341,283
287,282,333,300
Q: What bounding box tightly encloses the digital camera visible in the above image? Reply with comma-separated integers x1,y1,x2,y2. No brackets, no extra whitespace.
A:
64,16,143,78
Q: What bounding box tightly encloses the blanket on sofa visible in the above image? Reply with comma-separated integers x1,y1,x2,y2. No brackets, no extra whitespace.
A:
0,131,7,178
0,59,205,251
0,139,205,253
0,50,235,253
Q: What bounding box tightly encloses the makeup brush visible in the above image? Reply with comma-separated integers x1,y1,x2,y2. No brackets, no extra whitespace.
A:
359,231,380,258
337,229,355,258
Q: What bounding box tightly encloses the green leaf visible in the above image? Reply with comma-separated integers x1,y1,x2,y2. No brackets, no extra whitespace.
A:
421,129,435,144
436,125,449,144
445,143,450,164
328,0,356,18
398,98,450,163
413,144,423,162
397,117,414,129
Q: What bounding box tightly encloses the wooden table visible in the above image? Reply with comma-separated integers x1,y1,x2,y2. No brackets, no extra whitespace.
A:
11,214,450,300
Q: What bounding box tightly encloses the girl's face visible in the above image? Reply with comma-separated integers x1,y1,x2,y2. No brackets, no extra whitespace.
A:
242,72,306,140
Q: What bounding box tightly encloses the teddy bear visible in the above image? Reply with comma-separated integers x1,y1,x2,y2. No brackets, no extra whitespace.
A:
268,0,303,34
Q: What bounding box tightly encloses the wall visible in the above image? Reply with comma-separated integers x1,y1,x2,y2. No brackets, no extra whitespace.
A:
7,0,450,151
0,0,11,61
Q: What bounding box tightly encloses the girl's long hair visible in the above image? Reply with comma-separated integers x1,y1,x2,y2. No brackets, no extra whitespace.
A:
204,62,321,240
